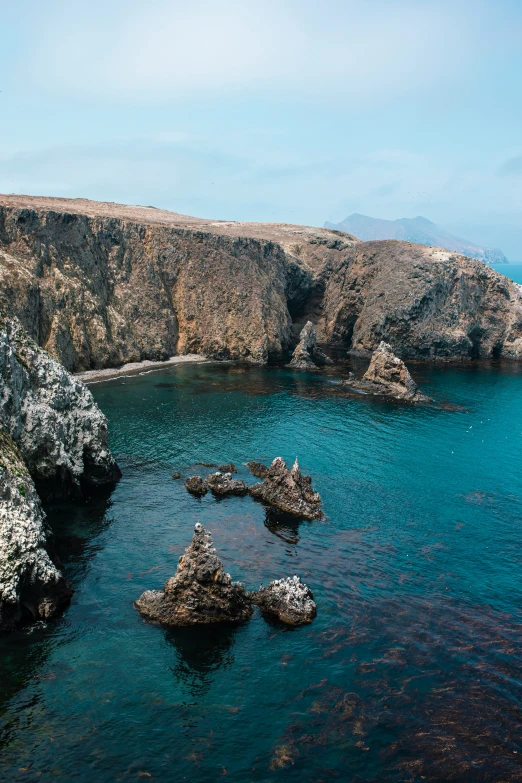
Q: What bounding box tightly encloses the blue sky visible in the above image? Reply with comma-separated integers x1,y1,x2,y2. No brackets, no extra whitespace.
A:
1,0,521,256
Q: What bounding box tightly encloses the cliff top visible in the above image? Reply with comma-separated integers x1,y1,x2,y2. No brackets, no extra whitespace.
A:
0,194,358,270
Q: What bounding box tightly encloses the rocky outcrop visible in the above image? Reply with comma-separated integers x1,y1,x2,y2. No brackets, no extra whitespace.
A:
0,310,121,501
134,523,252,626
252,575,316,626
247,461,270,479
249,457,323,520
314,241,522,360
0,430,72,631
184,476,207,496
0,310,119,631
347,341,431,402
205,472,248,496
288,321,333,370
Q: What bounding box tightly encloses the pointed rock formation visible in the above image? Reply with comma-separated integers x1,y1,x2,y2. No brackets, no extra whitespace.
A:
252,575,316,626
249,457,323,520
205,471,248,496
347,342,431,402
134,523,253,626
288,321,333,370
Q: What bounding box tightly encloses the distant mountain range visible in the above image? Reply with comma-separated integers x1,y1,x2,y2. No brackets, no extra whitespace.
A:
324,214,509,264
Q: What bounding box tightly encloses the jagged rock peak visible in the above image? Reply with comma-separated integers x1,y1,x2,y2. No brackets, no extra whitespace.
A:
288,321,333,370
134,523,252,626
252,575,316,626
249,456,323,519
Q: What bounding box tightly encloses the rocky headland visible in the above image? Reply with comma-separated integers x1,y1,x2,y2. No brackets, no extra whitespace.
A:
0,308,120,631
2,195,521,370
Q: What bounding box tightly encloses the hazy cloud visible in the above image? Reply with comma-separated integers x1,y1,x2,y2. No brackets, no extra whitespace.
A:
498,156,522,177
24,0,481,104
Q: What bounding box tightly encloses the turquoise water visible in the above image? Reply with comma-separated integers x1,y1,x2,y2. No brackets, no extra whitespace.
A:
500,263,522,284
2,361,522,781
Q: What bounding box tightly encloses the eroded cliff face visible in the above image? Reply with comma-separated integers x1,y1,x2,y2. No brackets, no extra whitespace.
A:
314,241,522,360
0,430,72,631
0,310,121,500
0,310,120,630
2,196,522,366
0,196,355,370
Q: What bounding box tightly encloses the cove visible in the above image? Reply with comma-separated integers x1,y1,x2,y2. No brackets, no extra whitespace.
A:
1,361,522,781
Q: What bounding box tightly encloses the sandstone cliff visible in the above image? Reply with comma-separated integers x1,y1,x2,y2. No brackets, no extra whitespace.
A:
0,196,356,371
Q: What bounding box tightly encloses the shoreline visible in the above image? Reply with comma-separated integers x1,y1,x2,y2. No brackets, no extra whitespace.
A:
75,354,210,384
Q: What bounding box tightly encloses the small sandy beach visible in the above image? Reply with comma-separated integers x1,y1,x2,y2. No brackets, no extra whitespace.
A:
75,354,209,383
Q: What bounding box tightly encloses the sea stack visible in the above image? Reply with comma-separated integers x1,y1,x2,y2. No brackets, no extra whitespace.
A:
288,321,333,370
134,524,253,626
249,457,323,519
348,342,431,402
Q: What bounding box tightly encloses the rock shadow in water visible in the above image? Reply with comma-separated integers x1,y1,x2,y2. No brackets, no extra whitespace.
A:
165,623,240,698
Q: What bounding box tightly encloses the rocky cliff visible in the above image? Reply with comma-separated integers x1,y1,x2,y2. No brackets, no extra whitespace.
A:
0,196,356,371
1,195,522,365
0,430,72,631
0,309,120,630
311,241,522,360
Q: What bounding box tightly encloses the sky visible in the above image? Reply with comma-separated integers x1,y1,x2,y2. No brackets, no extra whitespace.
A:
1,0,521,257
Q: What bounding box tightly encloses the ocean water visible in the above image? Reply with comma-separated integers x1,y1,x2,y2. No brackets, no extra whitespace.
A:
2,361,522,782
499,263,522,285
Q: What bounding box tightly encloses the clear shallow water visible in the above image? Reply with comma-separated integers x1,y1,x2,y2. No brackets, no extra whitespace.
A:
2,362,522,781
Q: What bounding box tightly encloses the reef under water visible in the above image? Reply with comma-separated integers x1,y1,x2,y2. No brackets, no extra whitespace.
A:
1,360,522,782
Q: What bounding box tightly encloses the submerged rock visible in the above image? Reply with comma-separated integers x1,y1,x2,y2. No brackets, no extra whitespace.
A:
171,472,182,479
288,321,333,370
0,430,73,631
249,457,323,520
218,463,236,473
246,460,269,479
252,575,316,626
184,476,208,496
347,342,431,402
205,472,248,496
134,523,252,626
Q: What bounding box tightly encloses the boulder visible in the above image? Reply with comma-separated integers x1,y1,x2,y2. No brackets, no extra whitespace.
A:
252,575,316,626
249,457,323,520
184,476,208,496
246,460,269,479
134,523,252,626
205,472,248,496
288,321,333,370
218,463,236,473
348,342,431,401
